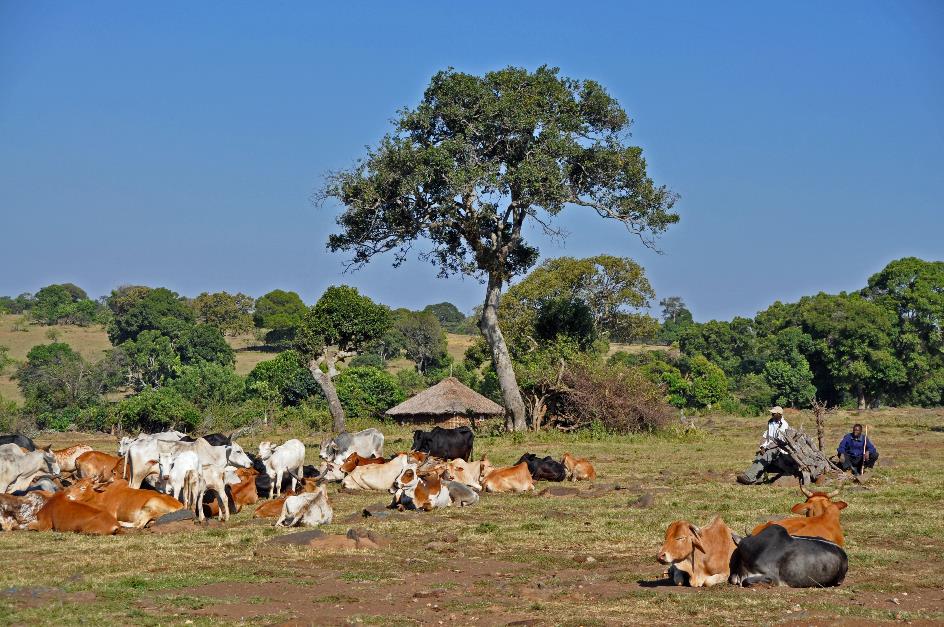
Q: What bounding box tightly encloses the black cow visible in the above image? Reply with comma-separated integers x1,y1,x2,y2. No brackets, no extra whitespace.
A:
517,453,566,482
729,524,848,588
0,434,36,451
411,426,474,462
179,433,232,446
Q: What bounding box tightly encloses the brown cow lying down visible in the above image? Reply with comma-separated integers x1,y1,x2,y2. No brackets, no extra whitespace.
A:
443,456,492,490
64,478,183,528
33,490,120,535
561,453,596,482
74,451,125,482
0,492,50,531
391,466,451,511
339,453,387,473
203,468,261,518
53,445,93,474
253,477,322,519
752,487,847,546
481,462,535,493
658,516,737,587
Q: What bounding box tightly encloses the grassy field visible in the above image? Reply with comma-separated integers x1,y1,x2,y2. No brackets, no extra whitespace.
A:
1,408,942,624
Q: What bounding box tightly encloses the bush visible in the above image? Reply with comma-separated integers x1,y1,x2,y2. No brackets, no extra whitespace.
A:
687,355,729,409
557,361,673,433
349,353,386,369
246,350,318,406
334,366,405,419
116,387,200,433
396,368,427,396
168,362,245,408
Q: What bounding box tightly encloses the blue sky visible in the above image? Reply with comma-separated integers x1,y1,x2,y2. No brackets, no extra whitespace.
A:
1,1,941,321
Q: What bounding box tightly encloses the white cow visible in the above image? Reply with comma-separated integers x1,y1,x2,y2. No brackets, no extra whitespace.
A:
258,439,306,498
128,437,251,489
119,431,187,482
320,428,384,465
186,464,242,522
275,485,333,527
341,454,410,491
158,450,199,503
0,444,61,494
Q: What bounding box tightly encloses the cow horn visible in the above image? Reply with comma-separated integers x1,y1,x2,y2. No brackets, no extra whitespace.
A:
826,485,842,499
800,484,814,498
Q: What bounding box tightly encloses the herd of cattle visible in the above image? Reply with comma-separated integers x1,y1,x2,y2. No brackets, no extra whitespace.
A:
2,425,851,588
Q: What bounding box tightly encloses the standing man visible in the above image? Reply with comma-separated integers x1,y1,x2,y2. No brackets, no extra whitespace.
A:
737,406,790,485
837,423,878,475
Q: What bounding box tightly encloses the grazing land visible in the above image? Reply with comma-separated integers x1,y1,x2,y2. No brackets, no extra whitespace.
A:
1,408,942,624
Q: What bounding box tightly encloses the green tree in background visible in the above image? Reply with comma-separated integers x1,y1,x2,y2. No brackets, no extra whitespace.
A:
16,343,117,421
295,285,391,431
168,361,245,408
177,324,235,366
397,310,448,373
106,286,194,344
246,350,318,406
192,291,254,336
117,330,181,390
422,302,467,333
323,66,679,431
254,289,308,348
657,296,694,344
334,366,405,419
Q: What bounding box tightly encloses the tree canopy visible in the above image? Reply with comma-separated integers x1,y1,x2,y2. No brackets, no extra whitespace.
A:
323,67,678,429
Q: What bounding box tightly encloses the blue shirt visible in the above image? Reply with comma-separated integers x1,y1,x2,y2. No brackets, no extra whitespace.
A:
837,433,877,458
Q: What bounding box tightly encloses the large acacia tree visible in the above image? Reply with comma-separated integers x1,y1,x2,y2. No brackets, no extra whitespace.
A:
323,66,679,430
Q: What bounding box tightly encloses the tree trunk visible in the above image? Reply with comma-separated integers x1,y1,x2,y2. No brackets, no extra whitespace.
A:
857,388,866,411
309,360,346,432
480,276,527,431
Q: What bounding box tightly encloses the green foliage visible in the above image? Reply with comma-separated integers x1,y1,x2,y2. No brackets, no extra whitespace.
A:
422,302,467,333
0,345,13,376
396,310,448,372
762,359,816,408
349,353,385,369
534,298,597,351
325,66,678,285
686,355,729,409
334,366,405,419
254,289,307,329
168,362,245,408
118,330,181,389
29,284,101,326
502,255,657,345
245,350,318,406
192,292,254,336
0,395,24,433
396,368,427,396
177,324,234,366
16,343,117,416
106,286,194,345
295,286,391,358
116,386,200,433
656,296,694,344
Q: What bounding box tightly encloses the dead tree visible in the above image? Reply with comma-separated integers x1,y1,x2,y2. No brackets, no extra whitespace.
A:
810,398,834,452
775,427,844,485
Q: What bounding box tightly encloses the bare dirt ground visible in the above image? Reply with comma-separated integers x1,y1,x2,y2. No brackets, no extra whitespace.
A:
1,408,943,625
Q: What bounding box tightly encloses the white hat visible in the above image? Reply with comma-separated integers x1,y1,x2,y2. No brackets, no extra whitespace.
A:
770,406,784,416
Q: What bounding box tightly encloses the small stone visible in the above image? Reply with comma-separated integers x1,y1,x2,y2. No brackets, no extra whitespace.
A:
440,532,459,543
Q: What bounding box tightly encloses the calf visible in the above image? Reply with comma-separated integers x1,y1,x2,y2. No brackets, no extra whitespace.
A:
252,477,320,519
657,516,737,587
730,524,848,587
482,462,535,493
75,451,119,481
258,439,306,498
445,481,479,507
517,453,566,482
187,465,242,522
342,454,411,491
0,434,36,451
276,485,333,527
339,452,388,474
64,478,183,528
751,487,846,546
33,491,120,535
158,451,199,503
561,453,596,482
443,456,491,490
411,426,473,462
53,445,93,474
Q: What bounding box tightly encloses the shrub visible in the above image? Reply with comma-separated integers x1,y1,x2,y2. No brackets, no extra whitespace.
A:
245,350,318,406
349,353,386,369
687,355,729,409
396,368,427,396
557,361,673,433
168,362,245,408
116,387,200,433
334,366,405,419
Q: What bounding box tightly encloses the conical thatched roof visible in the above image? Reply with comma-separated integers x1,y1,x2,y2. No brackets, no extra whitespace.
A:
385,377,504,417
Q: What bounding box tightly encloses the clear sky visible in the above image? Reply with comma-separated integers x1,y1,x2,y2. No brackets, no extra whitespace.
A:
1,1,941,321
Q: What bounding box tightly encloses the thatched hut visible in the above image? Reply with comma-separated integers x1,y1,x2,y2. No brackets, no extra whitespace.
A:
384,377,505,429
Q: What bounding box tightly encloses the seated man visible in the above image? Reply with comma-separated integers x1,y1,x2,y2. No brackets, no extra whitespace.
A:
737,406,790,485
837,423,878,475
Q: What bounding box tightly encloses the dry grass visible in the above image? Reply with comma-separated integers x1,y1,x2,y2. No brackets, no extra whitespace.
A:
1,407,942,624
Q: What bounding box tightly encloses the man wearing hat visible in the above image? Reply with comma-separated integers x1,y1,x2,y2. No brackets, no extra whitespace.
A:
737,406,790,485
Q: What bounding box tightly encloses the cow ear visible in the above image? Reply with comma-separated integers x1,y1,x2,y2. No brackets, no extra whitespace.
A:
835,500,848,510
791,503,810,515
731,533,742,546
